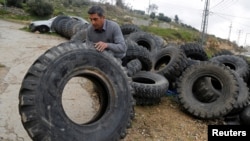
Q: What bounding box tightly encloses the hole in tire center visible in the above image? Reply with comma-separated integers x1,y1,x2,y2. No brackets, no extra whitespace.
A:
192,76,221,103
137,40,151,51
154,56,171,71
133,77,155,84
62,76,103,125
224,63,236,70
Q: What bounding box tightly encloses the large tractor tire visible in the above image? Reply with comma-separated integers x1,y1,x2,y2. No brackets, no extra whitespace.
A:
177,61,239,119
19,41,134,141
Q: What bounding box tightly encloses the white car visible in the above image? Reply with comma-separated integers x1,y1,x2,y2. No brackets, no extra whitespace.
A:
29,16,89,33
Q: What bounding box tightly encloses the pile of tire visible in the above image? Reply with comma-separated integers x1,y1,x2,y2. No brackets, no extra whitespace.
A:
177,43,250,125
51,15,89,39
120,24,250,125
120,24,188,106
18,23,250,141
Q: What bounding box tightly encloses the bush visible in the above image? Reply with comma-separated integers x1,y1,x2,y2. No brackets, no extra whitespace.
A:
6,0,23,8
27,0,54,17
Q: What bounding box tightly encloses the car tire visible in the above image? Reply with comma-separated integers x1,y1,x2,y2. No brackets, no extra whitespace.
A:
38,25,50,33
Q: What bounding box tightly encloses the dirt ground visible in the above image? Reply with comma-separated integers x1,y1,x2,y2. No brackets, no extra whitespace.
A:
0,19,224,141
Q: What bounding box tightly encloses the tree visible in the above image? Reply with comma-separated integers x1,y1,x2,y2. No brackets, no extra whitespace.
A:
6,0,23,8
116,0,124,8
27,0,54,17
174,15,179,24
150,12,156,19
147,4,158,14
99,0,107,3
158,13,171,23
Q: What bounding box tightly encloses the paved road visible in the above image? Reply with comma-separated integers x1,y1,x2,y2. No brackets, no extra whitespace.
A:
0,19,67,141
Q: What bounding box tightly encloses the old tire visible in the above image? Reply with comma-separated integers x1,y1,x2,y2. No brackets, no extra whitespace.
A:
126,59,142,77
131,71,169,99
179,42,208,61
210,54,249,81
152,45,188,85
126,31,157,52
212,49,234,57
19,41,134,141
51,15,71,32
177,61,239,119
122,39,153,71
240,105,250,125
120,24,141,35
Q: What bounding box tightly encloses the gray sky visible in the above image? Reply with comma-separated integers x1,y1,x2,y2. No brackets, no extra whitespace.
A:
95,0,250,46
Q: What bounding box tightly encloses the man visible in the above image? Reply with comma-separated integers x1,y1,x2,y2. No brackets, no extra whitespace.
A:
86,5,127,59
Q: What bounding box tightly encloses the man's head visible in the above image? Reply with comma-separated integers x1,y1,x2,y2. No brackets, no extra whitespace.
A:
88,5,105,30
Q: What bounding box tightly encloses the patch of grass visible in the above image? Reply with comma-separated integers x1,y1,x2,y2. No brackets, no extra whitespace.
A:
140,25,200,42
0,8,10,16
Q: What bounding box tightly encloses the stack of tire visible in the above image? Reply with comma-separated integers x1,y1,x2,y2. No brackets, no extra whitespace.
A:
51,15,89,39
52,21,250,122
120,24,250,125
120,24,188,106
19,23,250,141
177,43,250,125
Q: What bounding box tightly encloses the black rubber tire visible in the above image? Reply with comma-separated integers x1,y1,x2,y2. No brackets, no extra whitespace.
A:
126,59,142,77
152,34,167,49
70,26,88,42
227,72,250,116
177,61,239,119
134,96,161,106
19,41,134,141
212,49,234,57
68,22,88,40
38,25,50,33
126,31,157,52
51,15,71,32
120,24,141,35
179,42,208,61
54,18,71,36
72,22,88,35
192,77,221,103
62,19,78,39
122,39,153,71
239,104,250,125
131,71,169,99
194,72,250,116
151,45,188,84
210,54,249,81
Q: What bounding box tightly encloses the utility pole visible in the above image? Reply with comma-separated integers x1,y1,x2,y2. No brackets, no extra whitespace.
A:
244,33,250,47
148,0,151,14
237,30,242,46
228,22,232,41
200,0,210,47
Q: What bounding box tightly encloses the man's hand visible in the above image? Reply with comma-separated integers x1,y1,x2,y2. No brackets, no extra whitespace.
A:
94,41,108,52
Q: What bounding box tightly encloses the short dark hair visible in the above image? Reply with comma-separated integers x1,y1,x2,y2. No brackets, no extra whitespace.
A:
88,5,105,17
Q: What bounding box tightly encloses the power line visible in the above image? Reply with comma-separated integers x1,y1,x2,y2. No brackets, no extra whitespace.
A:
211,0,238,13
210,0,224,10
212,12,250,21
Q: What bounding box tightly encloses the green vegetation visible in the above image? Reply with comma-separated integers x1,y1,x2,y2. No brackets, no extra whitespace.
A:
141,25,200,42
